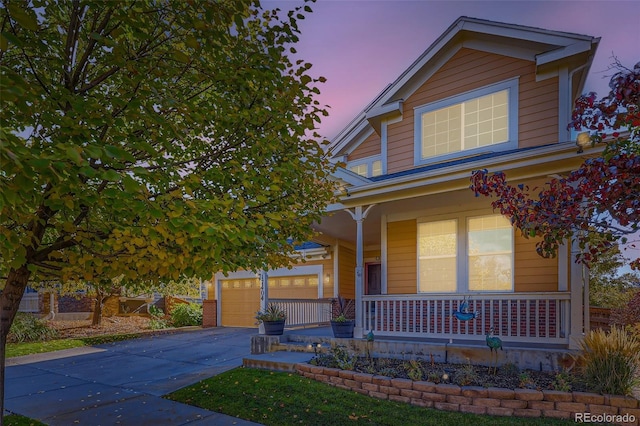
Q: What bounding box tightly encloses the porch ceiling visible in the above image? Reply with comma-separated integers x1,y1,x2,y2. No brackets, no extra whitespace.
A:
313,189,475,247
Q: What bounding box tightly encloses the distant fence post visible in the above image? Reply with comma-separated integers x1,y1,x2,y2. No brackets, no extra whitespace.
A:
202,299,217,327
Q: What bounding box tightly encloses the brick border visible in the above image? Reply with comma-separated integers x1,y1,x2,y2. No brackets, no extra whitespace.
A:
295,363,639,425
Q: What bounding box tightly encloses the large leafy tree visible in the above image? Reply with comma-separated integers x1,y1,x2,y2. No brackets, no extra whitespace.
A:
470,61,640,269
0,0,335,409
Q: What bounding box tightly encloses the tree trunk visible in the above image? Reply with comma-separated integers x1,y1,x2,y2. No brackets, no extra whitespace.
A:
0,266,32,420
92,288,104,326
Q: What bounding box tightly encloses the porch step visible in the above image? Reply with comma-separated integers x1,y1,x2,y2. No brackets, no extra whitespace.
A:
243,352,312,372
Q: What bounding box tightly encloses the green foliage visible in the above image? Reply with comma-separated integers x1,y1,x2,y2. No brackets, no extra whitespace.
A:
588,237,639,308
7,313,57,343
404,359,424,381
3,414,47,426
255,303,286,323
1,0,334,300
574,326,640,396
170,303,202,327
453,363,478,386
148,305,171,329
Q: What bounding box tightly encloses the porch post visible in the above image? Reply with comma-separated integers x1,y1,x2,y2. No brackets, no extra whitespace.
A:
568,238,588,349
258,270,268,335
346,205,376,337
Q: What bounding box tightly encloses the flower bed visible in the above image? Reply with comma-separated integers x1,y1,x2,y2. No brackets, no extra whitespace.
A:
296,363,640,425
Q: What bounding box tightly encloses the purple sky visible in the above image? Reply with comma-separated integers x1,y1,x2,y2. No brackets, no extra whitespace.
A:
267,0,640,140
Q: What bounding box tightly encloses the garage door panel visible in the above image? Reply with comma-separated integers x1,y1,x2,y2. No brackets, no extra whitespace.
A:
221,279,259,327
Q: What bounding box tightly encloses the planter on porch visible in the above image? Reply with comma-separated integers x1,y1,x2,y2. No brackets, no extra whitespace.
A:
263,319,286,336
330,320,355,338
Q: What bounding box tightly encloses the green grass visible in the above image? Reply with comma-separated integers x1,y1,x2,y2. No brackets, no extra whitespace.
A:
3,414,47,426
6,332,144,358
167,368,577,426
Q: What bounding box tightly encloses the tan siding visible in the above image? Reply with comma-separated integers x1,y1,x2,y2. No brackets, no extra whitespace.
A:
365,249,381,259
386,48,560,174
349,132,381,161
387,220,417,294
338,246,355,299
270,276,319,299
514,233,558,292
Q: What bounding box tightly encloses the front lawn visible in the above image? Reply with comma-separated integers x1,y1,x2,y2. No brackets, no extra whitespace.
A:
167,367,576,425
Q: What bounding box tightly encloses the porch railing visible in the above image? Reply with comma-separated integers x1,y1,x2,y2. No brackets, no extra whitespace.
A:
18,293,40,313
269,298,332,327
362,292,571,345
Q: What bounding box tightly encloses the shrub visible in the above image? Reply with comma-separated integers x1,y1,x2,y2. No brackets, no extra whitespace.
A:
574,326,640,396
148,306,171,329
170,303,203,327
8,313,58,343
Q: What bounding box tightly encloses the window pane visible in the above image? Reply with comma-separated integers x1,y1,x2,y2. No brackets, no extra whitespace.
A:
468,215,512,291
372,160,382,177
418,220,457,293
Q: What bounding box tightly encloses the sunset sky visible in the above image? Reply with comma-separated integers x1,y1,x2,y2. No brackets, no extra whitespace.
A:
266,0,640,140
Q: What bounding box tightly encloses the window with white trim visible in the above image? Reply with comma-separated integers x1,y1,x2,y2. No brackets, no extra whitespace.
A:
417,214,513,293
348,156,383,177
414,79,518,164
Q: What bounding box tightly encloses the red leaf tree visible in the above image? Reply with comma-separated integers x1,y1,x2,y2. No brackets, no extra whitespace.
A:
470,61,640,269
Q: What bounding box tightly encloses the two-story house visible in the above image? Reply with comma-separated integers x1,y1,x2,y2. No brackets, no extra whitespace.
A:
210,17,600,349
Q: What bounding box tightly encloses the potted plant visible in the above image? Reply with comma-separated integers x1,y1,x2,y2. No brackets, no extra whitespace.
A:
255,303,287,335
330,297,355,338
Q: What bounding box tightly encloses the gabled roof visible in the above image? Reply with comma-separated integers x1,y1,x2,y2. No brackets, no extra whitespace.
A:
329,16,599,157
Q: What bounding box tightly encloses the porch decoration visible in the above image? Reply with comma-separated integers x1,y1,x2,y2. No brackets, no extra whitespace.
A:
255,303,287,336
451,296,478,321
486,326,503,374
330,297,355,338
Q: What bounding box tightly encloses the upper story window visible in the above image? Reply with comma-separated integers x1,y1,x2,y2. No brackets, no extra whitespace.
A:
348,156,382,178
414,79,518,165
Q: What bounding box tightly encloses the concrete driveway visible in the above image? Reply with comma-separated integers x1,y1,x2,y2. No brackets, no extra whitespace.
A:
6,327,261,425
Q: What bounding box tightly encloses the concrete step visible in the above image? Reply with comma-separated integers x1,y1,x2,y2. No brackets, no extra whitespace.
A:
243,352,312,372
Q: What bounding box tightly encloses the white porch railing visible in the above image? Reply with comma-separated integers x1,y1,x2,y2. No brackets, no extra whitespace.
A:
362,292,571,345
18,293,40,313
269,298,332,327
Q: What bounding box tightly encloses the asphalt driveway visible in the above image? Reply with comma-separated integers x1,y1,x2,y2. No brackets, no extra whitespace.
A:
6,327,261,425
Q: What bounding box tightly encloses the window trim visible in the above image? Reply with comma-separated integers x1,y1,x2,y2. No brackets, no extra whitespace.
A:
416,212,514,294
413,78,519,166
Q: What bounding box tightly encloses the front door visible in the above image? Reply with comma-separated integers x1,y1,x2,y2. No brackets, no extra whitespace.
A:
366,263,381,295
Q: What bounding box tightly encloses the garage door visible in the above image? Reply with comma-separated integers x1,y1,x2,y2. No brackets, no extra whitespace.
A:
220,278,260,327
220,274,319,327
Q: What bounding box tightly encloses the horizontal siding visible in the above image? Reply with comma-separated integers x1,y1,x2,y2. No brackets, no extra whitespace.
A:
339,246,355,299
514,233,558,292
350,132,381,161
387,220,417,294
386,48,560,174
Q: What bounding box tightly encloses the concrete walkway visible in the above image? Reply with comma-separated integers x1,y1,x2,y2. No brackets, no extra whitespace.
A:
6,327,262,425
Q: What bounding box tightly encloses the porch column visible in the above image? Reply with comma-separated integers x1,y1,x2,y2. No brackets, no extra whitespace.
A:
346,205,376,337
568,238,588,349
258,270,268,335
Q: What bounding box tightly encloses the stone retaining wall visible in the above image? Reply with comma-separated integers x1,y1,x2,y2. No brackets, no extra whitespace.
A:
296,363,639,425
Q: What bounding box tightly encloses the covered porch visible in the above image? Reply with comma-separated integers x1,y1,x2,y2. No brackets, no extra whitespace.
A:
305,186,589,349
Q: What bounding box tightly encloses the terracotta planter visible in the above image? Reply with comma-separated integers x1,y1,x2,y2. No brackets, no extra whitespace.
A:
330,320,355,338
263,319,286,335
